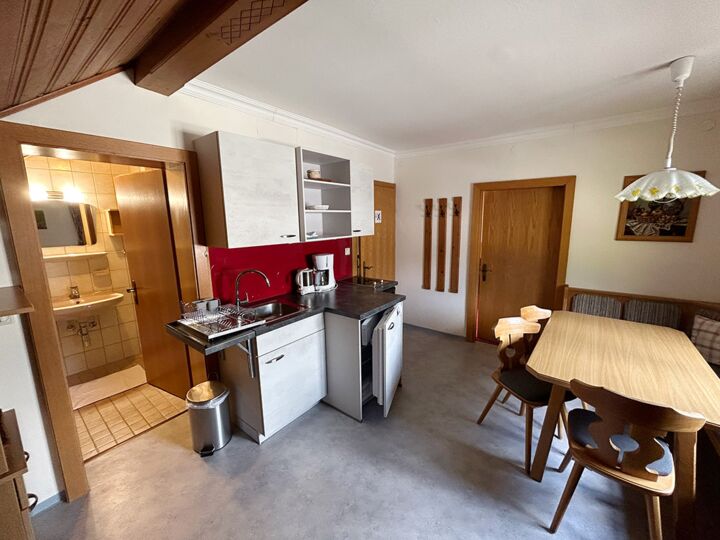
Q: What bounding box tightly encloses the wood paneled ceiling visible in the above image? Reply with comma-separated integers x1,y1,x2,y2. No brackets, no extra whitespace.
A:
0,0,308,116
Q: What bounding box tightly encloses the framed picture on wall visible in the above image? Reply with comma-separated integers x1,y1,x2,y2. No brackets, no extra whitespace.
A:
615,171,705,242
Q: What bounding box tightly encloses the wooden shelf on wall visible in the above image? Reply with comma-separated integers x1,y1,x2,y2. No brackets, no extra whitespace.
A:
42,252,108,262
0,287,34,317
105,209,123,236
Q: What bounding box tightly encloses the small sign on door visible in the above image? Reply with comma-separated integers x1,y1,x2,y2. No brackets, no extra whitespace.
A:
374,210,382,224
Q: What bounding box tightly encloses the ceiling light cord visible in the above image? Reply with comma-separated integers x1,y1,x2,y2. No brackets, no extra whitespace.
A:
664,85,683,169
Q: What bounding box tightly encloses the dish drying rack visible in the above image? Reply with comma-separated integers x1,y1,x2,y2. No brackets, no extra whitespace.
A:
177,303,265,339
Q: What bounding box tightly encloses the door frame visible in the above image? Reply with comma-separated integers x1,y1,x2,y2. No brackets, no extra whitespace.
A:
465,176,575,341
352,180,396,279
0,120,212,501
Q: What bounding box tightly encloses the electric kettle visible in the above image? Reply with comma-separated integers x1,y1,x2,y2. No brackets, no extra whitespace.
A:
296,268,315,295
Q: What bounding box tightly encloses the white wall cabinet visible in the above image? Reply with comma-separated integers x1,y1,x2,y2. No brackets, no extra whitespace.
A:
296,147,374,240
194,131,375,247
194,131,300,248
350,162,375,237
220,314,326,443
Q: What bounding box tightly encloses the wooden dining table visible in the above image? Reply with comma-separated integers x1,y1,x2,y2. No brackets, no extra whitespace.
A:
526,310,720,538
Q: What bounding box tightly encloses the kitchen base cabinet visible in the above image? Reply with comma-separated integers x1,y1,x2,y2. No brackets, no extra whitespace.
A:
324,302,403,421
220,314,326,444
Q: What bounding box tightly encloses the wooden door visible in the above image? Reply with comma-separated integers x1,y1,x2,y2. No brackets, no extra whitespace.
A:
474,186,564,341
115,170,191,397
354,181,396,280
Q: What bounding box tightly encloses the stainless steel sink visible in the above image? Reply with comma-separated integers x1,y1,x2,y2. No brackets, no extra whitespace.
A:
250,301,305,324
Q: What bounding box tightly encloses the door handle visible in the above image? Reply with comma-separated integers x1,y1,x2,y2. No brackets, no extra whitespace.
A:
280,234,296,238
480,263,492,282
353,229,362,233
388,322,395,330
126,280,139,304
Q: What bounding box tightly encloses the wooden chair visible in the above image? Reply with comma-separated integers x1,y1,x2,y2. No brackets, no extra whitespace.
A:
520,304,552,355
477,315,572,473
500,306,554,418
550,379,706,540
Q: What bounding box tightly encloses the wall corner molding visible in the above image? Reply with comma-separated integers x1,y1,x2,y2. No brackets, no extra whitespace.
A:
179,80,396,157
396,97,720,159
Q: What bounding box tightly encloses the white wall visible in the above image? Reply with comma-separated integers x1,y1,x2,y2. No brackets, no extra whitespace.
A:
6,73,395,180
396,110,720,335
0,240,60,504
2,71,395,505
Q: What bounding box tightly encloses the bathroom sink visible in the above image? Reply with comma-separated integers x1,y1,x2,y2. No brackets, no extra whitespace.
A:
52,292,125,320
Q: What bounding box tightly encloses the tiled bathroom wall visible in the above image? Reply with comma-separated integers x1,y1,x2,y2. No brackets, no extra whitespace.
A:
24,156,148,380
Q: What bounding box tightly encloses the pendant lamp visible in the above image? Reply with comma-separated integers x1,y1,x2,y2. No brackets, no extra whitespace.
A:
615,56,719,202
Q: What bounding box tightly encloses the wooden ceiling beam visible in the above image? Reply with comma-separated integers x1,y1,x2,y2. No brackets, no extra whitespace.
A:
133,0,309,96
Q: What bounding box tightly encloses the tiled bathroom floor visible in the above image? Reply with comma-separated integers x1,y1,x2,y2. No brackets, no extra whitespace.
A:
74,384,187,460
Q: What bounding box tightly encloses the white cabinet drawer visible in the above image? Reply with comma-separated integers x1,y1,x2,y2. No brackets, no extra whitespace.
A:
256,313,324,355
259,330,327,437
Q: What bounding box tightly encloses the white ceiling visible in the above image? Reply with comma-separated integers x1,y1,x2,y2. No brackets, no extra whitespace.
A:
196,0,720,151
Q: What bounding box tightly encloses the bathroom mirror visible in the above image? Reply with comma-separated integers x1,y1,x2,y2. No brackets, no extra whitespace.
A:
33,199,98,247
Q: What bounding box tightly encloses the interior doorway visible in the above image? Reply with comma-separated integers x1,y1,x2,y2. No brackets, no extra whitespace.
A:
0,120,211,501
466,177,575,342
352,180,396,280
22,149,195,460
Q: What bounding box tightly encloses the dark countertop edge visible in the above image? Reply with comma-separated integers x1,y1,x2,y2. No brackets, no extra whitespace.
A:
166,321,255,355
165,287,405,356
339,277,398,292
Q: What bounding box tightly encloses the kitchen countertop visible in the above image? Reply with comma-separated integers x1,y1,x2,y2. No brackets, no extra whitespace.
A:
166,282,405,355
339,276,398,292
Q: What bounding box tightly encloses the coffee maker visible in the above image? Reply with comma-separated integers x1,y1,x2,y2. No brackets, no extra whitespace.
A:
313,253,336,292
295,253,337,295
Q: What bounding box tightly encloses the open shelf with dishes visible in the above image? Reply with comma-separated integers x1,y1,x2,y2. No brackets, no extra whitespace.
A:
296,148,353,241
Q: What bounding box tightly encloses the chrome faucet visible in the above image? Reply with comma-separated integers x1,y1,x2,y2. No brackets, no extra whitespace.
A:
69,286,81,300
235,269,271,309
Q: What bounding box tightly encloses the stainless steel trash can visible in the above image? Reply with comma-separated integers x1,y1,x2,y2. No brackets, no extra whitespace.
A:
186,381,231,457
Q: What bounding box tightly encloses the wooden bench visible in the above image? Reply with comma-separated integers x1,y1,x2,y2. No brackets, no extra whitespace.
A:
561,285,720,336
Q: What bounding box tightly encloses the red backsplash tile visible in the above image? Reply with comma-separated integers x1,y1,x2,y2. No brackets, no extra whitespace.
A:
209,239,353,304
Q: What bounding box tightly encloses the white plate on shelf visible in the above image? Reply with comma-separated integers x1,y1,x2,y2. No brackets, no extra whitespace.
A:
307,204,330,210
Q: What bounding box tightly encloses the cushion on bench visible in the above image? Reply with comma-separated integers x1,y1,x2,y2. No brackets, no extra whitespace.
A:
571,294,622,319
691,314,720,366
623,299,681,329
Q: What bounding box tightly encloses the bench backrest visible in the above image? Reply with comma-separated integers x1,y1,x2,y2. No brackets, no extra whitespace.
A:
561,285,720,335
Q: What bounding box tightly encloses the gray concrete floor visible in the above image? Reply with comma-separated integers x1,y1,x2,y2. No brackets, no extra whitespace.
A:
34,325,649,539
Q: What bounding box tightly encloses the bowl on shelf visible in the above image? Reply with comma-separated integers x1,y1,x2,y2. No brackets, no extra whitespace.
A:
306,231,319,238
307,169,321,179
307,204,330,210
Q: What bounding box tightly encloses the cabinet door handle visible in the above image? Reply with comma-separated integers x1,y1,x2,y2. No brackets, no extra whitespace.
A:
265,354,285,364
280,234,297,238
388,322,395,330
353,229,362,233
